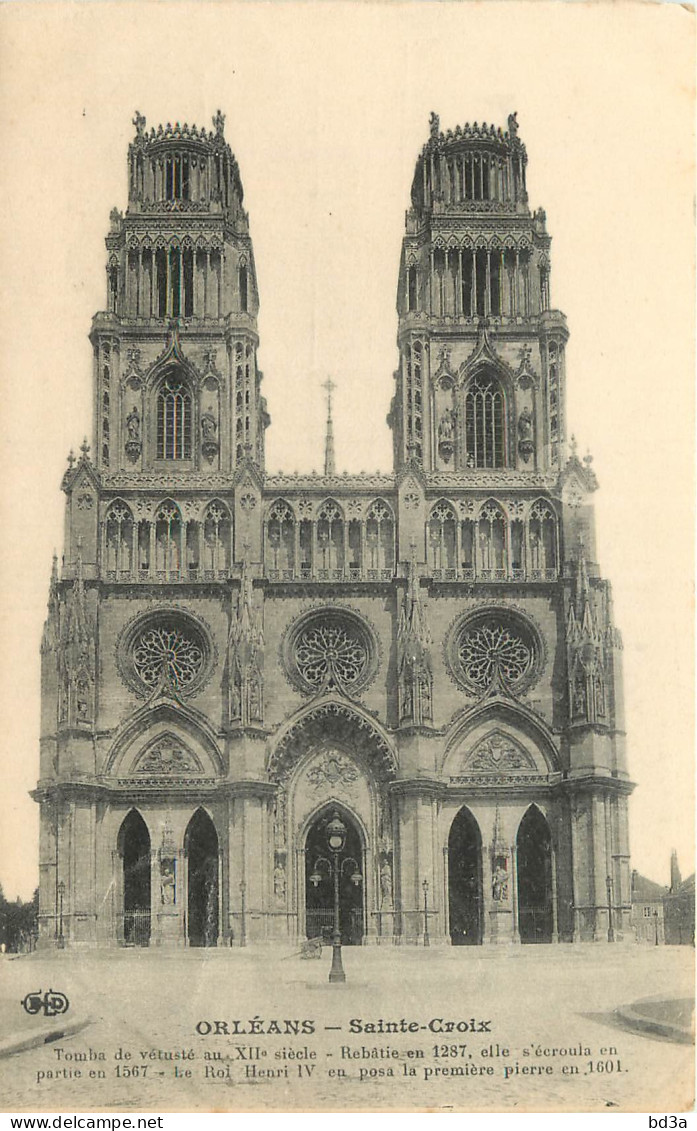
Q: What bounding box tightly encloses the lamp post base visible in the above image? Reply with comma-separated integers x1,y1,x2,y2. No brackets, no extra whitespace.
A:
329,939,346,983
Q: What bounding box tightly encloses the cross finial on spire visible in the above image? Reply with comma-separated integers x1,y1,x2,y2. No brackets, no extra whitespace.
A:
80,437,91,460
322,378,336,476
67,450,76,469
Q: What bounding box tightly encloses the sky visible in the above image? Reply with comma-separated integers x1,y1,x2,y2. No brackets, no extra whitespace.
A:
0,1,694,901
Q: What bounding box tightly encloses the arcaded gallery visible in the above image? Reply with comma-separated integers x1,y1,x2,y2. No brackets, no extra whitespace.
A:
35,110,632,949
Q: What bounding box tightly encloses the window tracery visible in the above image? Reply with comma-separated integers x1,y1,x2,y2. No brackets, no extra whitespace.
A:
283,609,377,696
464,372,506,468
157,374,192,461
448,610,540,697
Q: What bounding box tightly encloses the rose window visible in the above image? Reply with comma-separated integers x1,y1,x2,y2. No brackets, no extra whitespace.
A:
120,611,212,698
133,626,204,691
296,623,367,691
449,611,540,696
285,609,376,696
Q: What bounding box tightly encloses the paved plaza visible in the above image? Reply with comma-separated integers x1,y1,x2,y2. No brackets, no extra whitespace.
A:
0,944,693,1113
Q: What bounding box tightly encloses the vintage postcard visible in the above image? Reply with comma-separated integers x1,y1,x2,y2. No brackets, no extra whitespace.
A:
0,0,694,1116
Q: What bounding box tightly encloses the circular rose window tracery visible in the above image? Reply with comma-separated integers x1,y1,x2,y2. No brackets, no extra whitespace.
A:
133,625,204,692
118,610,212,698
283,608,377,696
447,609,541,697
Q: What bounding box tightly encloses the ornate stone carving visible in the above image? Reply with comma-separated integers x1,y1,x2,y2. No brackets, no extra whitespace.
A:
397,547,433,725
227,554,264,725
380,859,393,908
136,737,199,774
274,860,286,902
463,731,535,773
517,408,534,462
306,752,359,793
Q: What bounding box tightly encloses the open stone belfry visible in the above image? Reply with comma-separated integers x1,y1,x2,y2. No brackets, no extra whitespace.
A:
35,110,633,949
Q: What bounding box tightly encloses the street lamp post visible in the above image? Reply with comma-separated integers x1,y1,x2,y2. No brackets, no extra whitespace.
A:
239,880,247,948
422,879,430,947
309,812,362,985
653,909,660,946
606,875,615,943
57,880,65,950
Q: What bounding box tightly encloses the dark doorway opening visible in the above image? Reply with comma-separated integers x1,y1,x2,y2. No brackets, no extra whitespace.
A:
119,809,151,946
186,809,219,947
517,806,553,943
448,806,483,945
305,809,364,945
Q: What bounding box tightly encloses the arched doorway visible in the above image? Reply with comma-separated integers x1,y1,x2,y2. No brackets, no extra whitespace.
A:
118,810,151,946
305,808,364,945
185,809,219,947
448,806,483,945
517,806,553,943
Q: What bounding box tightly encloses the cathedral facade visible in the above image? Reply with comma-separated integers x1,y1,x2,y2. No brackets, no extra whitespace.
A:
35,110,632,949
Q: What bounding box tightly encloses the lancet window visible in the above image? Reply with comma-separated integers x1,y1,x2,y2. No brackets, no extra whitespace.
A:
405,340,423,462
104,499,232,584
528,500,558,578
477,500,507,578
464,372,506,468
548,341,560,463
264,498,395,582
426,497,559,582
105,502,134,580
157,374,192,461
202,501,232,578
266,500,295,577
428,501,457,575
155,502,183,579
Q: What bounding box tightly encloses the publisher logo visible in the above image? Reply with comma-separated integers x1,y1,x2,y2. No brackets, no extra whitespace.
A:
21,989,70,1017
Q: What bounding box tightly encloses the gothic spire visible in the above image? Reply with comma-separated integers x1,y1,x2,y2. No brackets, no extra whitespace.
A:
322,378,336,477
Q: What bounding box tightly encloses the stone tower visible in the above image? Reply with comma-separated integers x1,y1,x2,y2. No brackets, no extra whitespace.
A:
35,112,632,950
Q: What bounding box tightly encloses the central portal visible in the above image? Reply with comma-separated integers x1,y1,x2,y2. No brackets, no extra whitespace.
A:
305,808,364,945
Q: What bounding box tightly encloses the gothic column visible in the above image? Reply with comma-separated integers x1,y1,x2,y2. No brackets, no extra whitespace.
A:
392,781,444,944
472,251,478,316
510,842,520,943
551,842,560,942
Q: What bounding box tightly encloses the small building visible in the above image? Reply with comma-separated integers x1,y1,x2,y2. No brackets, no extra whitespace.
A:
631,871,666,944
663,854,695,946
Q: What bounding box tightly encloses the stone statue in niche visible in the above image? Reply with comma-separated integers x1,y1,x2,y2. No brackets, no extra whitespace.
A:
125,405,142,462
438,408,456,462
274,861,286,902
160,858,176,905
517,407,534,462
126,406,140,441
380,860,393,907
492,859,509,902
201,410,217,440
573,675,587,717
201,407,219,461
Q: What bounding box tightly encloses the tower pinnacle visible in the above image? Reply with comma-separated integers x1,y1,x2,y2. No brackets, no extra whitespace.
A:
322,377,336,476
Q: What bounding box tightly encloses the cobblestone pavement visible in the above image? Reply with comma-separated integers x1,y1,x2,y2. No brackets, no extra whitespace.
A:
0,945,693,1113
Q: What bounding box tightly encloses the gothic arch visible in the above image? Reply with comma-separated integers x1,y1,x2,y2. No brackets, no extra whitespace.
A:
441,699,560,776
104,701,224,778
267,697,398,783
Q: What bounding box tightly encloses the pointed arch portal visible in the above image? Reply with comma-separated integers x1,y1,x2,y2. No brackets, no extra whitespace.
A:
305,808,364,945
448,807,483,945
186,809,219,947
517,806,553,943
118,810,151,946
